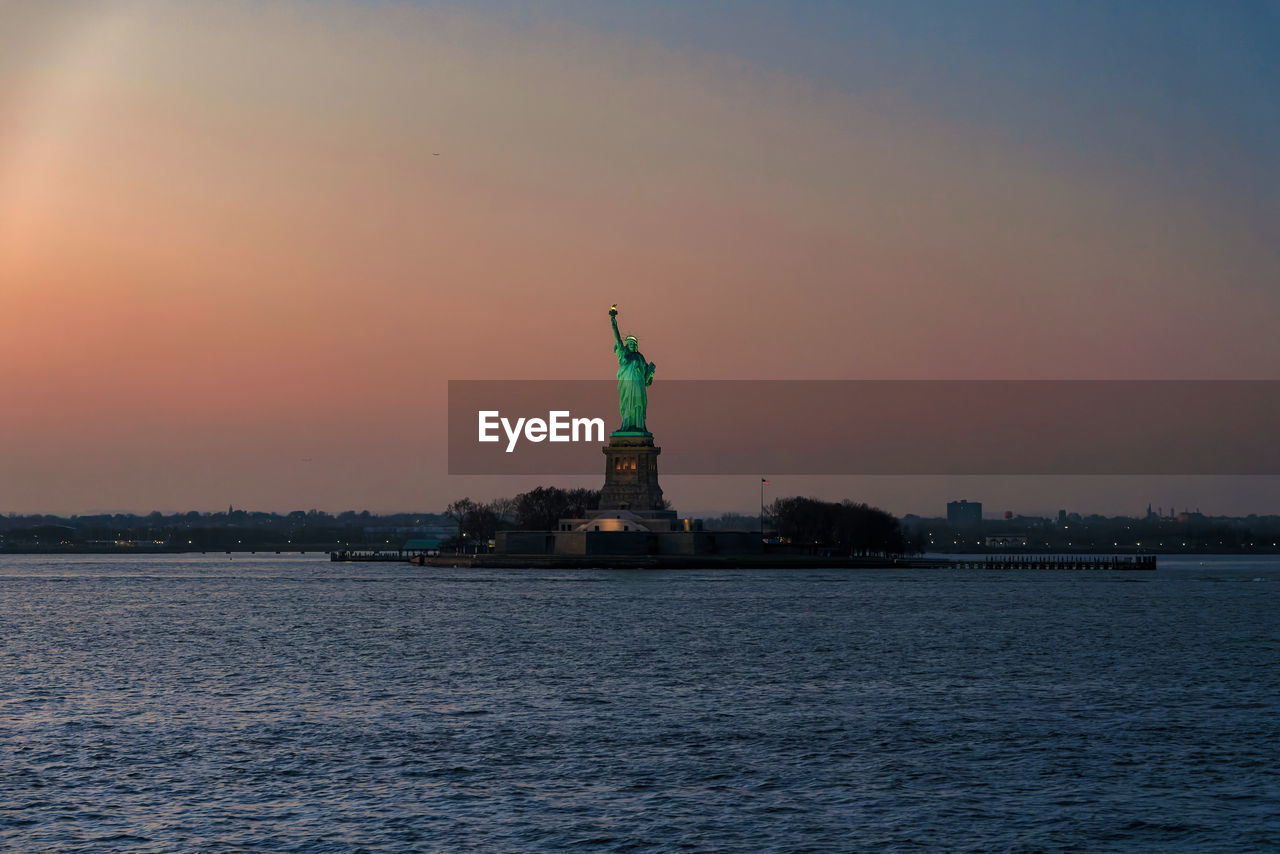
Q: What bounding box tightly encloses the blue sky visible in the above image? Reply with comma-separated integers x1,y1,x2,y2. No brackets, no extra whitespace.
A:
421,0,1280,219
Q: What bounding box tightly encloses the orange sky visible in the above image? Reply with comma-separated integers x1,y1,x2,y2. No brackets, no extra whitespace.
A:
2,1,1277,515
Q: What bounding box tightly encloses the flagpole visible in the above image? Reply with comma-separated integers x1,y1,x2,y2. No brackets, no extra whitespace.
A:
760,477,766,539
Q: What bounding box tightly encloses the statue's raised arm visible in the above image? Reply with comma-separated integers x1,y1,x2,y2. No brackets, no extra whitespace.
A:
609,304,623,349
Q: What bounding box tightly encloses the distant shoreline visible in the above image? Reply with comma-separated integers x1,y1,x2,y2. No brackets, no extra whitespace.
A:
2,546,1276,557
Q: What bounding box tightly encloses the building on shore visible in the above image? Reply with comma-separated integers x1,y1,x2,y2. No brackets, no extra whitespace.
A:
947,499,983,526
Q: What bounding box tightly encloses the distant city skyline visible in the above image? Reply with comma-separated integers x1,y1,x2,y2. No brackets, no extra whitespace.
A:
2,1,1277,516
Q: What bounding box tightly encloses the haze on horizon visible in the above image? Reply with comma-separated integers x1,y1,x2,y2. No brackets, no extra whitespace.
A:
2,1,1278,517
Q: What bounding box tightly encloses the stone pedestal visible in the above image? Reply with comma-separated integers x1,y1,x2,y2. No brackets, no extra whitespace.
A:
599,432,666,513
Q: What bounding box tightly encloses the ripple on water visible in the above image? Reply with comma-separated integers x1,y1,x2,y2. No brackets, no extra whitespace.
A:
0,555,1277,852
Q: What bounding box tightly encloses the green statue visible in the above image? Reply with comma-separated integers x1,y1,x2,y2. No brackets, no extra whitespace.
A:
609,305,656,433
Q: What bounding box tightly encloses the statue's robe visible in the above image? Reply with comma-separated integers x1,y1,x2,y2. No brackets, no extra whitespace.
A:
614,343,650,432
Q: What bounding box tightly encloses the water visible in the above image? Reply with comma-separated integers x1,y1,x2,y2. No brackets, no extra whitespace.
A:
1,554,1276,852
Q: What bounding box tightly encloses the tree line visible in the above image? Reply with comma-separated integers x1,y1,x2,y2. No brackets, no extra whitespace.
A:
769,497,908,557
446,487,603,543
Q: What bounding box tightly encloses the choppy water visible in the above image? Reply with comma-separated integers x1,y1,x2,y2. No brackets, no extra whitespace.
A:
1,554,1276,852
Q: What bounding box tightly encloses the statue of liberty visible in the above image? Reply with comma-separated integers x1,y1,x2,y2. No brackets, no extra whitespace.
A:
609,305,656,433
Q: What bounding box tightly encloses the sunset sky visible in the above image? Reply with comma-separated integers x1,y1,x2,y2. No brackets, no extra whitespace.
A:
2,1,1277,516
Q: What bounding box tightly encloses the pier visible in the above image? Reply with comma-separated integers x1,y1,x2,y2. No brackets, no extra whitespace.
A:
330,549,436,562
948,554,1156,571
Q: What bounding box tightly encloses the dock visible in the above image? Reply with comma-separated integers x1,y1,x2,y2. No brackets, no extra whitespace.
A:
408,554,952,569
330,549,436,562
948,554,1156,570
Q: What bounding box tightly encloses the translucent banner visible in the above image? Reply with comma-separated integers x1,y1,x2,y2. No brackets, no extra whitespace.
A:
448,380,1280,475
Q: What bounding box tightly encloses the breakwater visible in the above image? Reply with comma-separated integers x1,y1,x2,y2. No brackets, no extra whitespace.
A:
335,551,1157,570
949,554,1157,570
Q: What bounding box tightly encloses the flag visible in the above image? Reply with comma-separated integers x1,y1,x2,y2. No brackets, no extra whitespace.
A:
761,478,770,485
